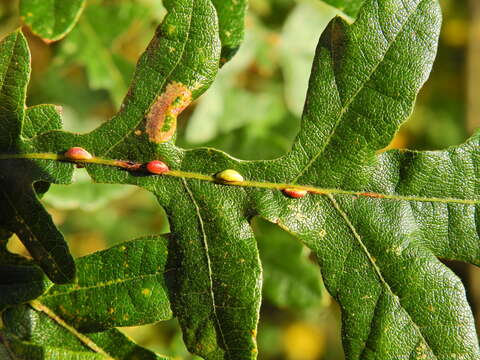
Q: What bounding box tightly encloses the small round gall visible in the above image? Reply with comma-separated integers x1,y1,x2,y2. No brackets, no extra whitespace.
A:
146,160,169,175
282,188,308,199
215,169,244,183
64,147,93,161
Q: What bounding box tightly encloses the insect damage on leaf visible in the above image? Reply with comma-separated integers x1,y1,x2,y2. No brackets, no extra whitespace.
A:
145,82,192,143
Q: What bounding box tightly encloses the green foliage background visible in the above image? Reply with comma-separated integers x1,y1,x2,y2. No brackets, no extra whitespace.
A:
0,0,478,359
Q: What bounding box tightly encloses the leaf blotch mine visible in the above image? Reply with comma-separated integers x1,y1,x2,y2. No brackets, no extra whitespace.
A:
146,82,192,143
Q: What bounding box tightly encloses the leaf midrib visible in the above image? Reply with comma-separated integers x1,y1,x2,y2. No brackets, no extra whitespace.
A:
40,268,174,300
2,151,479,205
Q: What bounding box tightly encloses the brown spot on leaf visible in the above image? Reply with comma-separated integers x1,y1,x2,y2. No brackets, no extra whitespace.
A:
146,82,192,143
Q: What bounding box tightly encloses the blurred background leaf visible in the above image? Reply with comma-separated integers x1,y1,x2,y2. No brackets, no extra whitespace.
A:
20,0,85,42
253,217,324,310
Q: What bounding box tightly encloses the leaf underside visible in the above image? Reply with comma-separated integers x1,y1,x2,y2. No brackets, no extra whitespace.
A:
1,0,480,359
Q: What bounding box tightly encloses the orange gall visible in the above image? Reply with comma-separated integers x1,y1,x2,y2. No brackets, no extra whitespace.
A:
282,188,308,199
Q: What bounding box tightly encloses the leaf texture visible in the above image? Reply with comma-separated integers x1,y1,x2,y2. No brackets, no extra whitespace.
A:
38,236,172,331
1,0,480,359
1,305,168,359
0,31,75,284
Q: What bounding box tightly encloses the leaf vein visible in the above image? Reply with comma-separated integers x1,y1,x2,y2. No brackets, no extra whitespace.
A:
291,1,422,184
181,177,230,358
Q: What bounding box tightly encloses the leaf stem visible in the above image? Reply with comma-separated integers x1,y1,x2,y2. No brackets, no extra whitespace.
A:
29,300,114,359
1,152,478,205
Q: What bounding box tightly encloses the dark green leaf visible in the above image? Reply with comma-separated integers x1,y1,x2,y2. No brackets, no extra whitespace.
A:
20,0,85,42
0,256,50,312
0,31,28,152
23,105,63,139
3,0,480,358
250,0,480,357
38,236,172,331
2,305,169,359
0,31,75,284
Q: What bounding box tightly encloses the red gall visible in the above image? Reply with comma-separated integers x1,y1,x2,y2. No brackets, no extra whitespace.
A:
282,188,308,198
146,160,170,174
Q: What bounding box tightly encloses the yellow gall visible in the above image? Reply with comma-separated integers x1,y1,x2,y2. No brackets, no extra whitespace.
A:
64,147,93,161
215,169,244,183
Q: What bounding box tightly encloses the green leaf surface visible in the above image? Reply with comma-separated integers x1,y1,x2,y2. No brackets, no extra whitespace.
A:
2,0,480,359
1,305,168,359
38,236,172,331
20,0,86,42
253,0,480,357
0,31,75,284
212,0,248,64
0,255,49,312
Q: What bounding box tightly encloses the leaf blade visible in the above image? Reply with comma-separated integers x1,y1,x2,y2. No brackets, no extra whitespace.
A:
2,304,169,359
39,236,172,331
0,31,29,152
86,0,221,155
287,0,442,188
